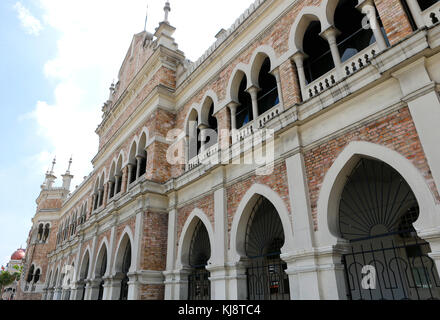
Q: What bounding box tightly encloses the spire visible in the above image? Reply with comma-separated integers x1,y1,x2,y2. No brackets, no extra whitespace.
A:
42,157,57,189
144,4,149,31
49,156,56,174
66,156,73,174
164,1,171,23
62,156,74,191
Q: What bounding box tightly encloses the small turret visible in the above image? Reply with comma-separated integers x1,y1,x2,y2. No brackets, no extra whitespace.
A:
41,157,57,190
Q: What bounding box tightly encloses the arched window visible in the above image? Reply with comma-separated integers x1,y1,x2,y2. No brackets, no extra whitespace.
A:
334,0,386,62
188,220,211,300
128,142,138,185
200,101,218,151
137,132,148,178
119,241,131,301
236,75,253,129
303,20,334,84
43,223,50,242
37,224,44,242
256,57,279,115
339,158,440,300
27,265,35,283
187,109,201,160
115,157,123,195
244,197,290,300
33,269,40,284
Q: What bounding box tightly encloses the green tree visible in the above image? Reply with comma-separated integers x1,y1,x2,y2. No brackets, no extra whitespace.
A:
0,265,22,300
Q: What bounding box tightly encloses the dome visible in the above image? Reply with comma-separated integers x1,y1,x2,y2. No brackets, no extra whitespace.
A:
10,249,25,261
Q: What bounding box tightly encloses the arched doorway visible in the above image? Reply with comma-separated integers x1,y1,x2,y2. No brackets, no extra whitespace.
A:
244,197,290,300
79,253,90,300
340,158,440,300
119,241,131,300
187,220,211,300
96,248,107,300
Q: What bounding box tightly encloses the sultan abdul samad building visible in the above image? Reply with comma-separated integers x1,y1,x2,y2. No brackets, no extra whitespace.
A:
16,0,440,300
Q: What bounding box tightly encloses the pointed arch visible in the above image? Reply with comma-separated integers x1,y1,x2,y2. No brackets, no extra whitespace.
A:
229,184,294,263
316,141,440,247
79,247,91,281
94,238,109,278
184,106,200,136
249,46,279,86
288,6,329,53
226,65,249,103
113,226,134,273
176,208,215,269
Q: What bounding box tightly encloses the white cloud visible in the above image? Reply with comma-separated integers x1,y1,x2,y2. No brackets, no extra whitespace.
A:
13,2,43,36
26,0,255,188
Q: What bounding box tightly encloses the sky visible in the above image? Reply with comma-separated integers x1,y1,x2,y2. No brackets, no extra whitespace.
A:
0,0,256,267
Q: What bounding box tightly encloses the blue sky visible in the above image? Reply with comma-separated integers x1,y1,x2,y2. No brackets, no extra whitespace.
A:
0,0,255,267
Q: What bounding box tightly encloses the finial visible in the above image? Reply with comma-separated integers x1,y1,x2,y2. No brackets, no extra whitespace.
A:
144,4,149,31
66,156,73,174
50,157,56,174
164,1,171,23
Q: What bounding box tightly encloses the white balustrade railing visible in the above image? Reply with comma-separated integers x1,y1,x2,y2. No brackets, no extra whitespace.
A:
422,2,440,27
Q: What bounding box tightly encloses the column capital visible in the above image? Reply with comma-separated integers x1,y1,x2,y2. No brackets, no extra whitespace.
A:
227,100,240,111
356,0,375,12
291,50,308,65
245,85,261,95
320,25,341,42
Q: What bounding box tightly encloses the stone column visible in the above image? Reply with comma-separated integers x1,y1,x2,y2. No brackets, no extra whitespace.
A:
121,166,128,193
114,175,121,195
270,67,284,107
97,189,104,208
357,0,387,51
88,279,102,300
127,164,134,191
135,156,143,179
226,261,248,300
107,273,124,300
227,101,239,132
403,0,424,28
246,85,261,121
102,276,112,300
198,123,209,153
321,26,343,78
165,194,177,299
292,51,308,99
107,180,114,201
392,58,440,194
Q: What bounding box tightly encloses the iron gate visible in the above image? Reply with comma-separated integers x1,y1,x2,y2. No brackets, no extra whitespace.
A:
246,254,290,300
342,231,440,300
188,268,211,300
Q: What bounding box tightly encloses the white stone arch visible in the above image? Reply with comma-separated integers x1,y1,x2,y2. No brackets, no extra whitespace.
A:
127,137,139,166
316,141,440,248
323,0,340,27
113,226,135,273
184,105,200,136
137,127,149,155
249,45,279,86
225,63,251,103
108,158,117,181
176,208,215,269
45,266,54,288
287,5,330,53
52,265,60,287
93,237,109,278
78,246,92,281
200,90,220,125
229,183,294,263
